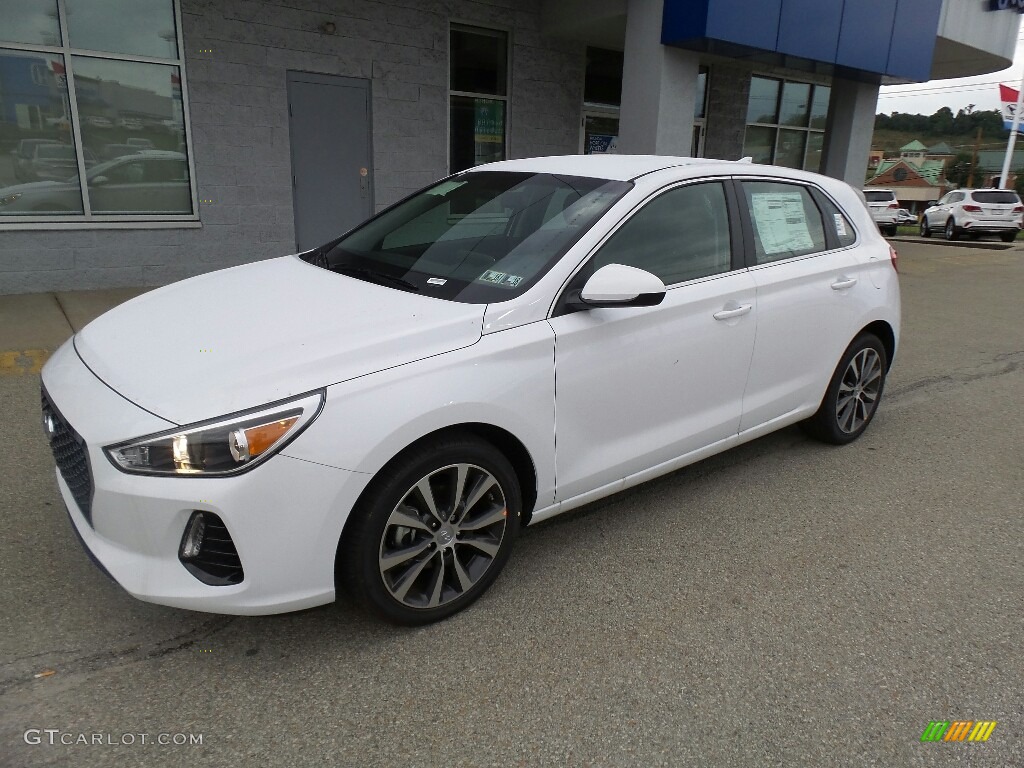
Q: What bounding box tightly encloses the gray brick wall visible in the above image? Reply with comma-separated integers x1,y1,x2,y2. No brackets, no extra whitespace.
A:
0,0,584,294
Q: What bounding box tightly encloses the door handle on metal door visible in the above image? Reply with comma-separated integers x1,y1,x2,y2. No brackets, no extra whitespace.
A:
713,303,752,321
831,277,858,290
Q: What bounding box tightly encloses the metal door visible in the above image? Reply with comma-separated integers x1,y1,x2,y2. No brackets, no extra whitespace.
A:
286,72,372,251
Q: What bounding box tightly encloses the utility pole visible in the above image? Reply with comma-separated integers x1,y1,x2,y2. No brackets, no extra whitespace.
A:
968,127,982,188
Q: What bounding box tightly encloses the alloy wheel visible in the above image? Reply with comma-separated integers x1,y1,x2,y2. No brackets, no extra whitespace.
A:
378,463,508,609
835,348,883,434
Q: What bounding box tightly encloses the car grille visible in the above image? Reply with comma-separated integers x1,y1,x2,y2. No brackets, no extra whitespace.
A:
41,386,94,525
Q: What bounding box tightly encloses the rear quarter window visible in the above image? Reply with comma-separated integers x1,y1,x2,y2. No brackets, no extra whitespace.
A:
863,191,895,203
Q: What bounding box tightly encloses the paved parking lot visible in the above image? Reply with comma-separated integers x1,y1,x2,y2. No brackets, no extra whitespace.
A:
1,241,1021,767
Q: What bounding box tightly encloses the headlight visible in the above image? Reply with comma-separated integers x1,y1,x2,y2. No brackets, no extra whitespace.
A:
104,390,324,476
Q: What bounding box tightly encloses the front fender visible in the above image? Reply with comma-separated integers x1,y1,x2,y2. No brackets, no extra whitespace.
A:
282,321,557,510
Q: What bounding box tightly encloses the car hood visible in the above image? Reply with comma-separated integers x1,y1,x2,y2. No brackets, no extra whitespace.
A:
75,256,485,424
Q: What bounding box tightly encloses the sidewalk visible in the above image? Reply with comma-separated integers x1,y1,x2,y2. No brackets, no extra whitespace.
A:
0,288,150,375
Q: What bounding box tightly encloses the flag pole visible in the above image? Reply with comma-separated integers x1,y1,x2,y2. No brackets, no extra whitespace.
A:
999,70,1024,189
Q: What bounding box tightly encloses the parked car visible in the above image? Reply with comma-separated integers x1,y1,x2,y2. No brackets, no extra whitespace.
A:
125,137,155,149
0,151,189,214
920,188,1024,242
11,138,59,182
15,143,95,183
41,155,900,624
895,208,916,225
99,143,143,161
862,188,899,236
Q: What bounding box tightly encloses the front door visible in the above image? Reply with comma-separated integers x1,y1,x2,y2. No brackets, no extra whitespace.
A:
286,72,372,251
548,181,757,501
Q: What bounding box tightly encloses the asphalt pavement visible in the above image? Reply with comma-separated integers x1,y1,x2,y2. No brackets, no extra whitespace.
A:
0,241,1021,767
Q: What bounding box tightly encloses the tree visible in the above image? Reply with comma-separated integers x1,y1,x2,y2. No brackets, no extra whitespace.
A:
946,152,974,187
1013,171,1024,198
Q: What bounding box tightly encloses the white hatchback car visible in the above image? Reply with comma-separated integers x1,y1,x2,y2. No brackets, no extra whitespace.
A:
920,188,1024,241
41,155,900,624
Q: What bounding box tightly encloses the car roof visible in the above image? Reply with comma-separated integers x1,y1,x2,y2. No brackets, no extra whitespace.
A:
466,154,746,182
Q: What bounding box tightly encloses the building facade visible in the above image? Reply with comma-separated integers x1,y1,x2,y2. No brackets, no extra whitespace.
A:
0,0,1019,293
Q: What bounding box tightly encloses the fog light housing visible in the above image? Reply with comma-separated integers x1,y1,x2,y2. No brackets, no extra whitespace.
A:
178,511,244,586
180,512,206,559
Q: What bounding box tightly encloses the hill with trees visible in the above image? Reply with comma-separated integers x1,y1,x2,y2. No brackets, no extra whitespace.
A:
873,106,1006,155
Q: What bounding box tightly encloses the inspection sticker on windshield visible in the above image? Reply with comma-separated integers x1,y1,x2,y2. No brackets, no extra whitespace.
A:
479,270,524,287
426,277,447,286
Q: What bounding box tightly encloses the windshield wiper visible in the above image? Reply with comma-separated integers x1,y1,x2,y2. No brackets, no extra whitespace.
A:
334,265,419,292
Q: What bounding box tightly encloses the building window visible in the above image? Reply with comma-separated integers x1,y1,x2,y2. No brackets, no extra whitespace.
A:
449,24,508,173
0,0,195,224
742,76,830,172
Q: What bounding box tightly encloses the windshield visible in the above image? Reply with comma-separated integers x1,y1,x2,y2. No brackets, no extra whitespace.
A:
320,171,631,303
971,191,1020,204
863,191,895,203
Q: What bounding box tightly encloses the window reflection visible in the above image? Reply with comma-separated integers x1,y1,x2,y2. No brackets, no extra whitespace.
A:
66,0,178,59
0,49,84,214
71,56,191,214
1,0,62,46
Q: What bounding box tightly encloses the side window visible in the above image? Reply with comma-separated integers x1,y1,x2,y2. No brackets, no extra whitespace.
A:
816,194,857,248
590,182,732,285
741,181,827,264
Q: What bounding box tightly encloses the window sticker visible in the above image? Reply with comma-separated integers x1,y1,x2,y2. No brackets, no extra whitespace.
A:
426,277,447,286
750,192,815,255
834,213,847,238
478,270,523,287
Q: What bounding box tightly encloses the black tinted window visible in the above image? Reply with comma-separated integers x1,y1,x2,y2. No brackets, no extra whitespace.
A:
863,191,895,202
590,182,732,285
971,191,1020,204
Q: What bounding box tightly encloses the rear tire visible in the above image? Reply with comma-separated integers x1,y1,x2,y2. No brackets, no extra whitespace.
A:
801,334,888,445
944,218,959,241
1000,231,1017,243
338,434,521,625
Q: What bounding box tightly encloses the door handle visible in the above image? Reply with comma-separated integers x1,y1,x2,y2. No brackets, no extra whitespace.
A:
831,277,858,290
713,303,752,321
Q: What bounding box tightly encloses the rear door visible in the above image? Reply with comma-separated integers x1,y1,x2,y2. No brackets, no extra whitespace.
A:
735,178,866,432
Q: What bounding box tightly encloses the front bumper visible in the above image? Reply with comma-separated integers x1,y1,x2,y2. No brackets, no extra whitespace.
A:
41,339,370,615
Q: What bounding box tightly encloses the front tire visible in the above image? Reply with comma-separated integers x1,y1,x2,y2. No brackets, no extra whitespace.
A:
338,434,521,625
944,218,959,241
802,334,888,445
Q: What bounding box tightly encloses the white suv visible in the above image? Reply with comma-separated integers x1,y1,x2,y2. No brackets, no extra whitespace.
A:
862,188,899,236
921,188,1024,242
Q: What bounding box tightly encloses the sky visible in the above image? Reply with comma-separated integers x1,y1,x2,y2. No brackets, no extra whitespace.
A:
876,33,1024,116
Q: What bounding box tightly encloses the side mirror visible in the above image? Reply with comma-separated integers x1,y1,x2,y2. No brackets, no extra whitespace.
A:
926,200,937,207
571,263,666,309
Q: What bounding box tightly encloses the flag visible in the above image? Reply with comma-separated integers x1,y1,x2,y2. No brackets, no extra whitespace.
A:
999,84,1024,133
